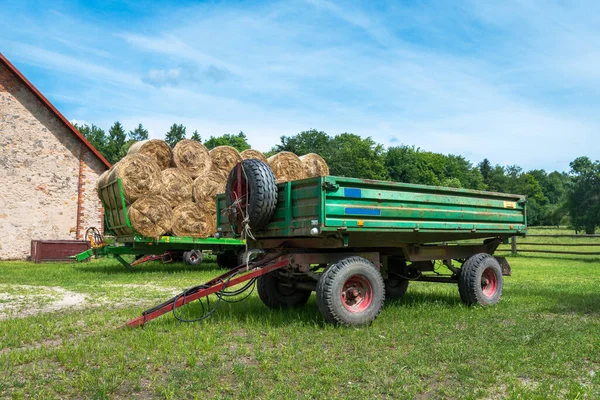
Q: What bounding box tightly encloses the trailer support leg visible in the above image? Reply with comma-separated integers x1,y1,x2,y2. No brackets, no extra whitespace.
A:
115,255,134,272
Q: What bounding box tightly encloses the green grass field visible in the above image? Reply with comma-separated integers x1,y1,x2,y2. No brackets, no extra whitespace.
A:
1,228,599,399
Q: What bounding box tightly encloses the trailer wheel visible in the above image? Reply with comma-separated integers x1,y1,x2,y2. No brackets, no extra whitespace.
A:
316,256,385,326
183,250,203,266
384,278,409,299
458,253,503,306
225,159,277,233
257,273,312,309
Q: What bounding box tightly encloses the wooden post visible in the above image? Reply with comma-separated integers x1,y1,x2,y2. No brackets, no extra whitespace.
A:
511,236,517,255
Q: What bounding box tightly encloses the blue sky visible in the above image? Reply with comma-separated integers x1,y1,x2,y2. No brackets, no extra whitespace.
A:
1,0,598,172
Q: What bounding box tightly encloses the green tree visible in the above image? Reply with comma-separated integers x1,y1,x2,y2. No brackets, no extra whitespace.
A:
567,157,600,234
327,133,388,179
190,130,202,142
106,121,127,164
128,123,149,141
479,158,492,186
204,131,251,151
165,124,187,147
275,129,331,156
73,123,107,158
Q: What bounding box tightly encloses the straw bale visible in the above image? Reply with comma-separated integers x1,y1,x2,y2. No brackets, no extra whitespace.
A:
192,170,227,213
97,154,162,208
160,168,193,208
240,149,268,164
209,146,242,176
172,202,216,238
172,140,213,178
299,153,330,178
127,139,172,170
267,151,305,183
128,196,173,238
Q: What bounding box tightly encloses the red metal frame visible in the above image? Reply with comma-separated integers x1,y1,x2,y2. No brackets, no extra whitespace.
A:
127,255,290,327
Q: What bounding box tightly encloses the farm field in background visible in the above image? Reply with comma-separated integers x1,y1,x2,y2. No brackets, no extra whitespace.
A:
1,228,599,399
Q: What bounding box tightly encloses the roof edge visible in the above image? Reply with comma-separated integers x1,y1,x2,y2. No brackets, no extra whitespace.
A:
0,53,111,168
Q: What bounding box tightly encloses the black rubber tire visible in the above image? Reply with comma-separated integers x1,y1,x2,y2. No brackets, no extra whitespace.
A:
216,251,239,269
384,278,409,299
316,256,385,326
257,273,312,309
458,253,503,306
183,250,203,266
225,159,277,232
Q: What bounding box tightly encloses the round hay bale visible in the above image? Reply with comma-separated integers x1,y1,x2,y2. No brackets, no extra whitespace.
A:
127,139,172,170
172,202,216,238
240,149,268,164
99,154,162,208
160,168,193,208
267,151,305,183
172,140,213,178
128,195,173,238
192,170,227,213
209,146,242,176
300,153,330,177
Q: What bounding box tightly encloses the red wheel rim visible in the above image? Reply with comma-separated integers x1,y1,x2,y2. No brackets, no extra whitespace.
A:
232,164,251,234
481,267,498,297
341,274,373,313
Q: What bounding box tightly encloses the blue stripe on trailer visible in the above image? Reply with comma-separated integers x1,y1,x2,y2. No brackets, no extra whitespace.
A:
345,207,381,216
344,188,362,198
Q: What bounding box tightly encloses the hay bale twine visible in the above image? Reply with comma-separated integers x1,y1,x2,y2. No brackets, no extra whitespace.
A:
267,151,305,183
172,140,213,178
240,149,268,164
160,168,194,208
192,170,227,213
127,139,172,170
172,202,216,238
128,195,173,238
209,146,242,176
99,154,162,208
300,153,330,178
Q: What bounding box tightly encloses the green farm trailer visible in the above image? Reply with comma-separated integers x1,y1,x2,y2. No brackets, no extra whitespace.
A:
75,178,246,270
127,160,527,327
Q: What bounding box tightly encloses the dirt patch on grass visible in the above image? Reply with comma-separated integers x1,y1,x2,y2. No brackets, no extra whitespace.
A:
0,285,87,320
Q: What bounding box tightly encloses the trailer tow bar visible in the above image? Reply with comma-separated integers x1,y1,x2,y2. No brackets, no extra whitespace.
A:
126,253,289,327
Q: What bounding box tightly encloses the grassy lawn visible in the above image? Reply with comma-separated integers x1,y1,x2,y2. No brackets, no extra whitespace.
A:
1,232,599,398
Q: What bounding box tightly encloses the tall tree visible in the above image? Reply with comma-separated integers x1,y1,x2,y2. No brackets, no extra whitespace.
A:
128,123,149,141
478,158,492,186
190,130,202,142
73,123,107,157
327,133,388,180
567,157,600,233
275,129,331,156
106,121,127,164
204,131,251,151
165,123,187,147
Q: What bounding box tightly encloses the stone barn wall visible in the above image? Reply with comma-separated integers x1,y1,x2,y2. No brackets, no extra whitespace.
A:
0,62,106,260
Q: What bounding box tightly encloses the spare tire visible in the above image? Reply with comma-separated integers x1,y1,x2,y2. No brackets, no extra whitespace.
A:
225,159,277,233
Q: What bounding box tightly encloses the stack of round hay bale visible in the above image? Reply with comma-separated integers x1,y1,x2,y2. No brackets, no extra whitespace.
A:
96,139,329,238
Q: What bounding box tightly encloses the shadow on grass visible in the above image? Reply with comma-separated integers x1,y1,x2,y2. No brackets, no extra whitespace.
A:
73,261,224,275
505,254,600,264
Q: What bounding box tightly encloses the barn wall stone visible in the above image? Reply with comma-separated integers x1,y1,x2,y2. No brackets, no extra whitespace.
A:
0,62,107,260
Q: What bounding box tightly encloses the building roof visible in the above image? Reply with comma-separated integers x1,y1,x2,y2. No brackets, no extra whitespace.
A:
0,53,111,168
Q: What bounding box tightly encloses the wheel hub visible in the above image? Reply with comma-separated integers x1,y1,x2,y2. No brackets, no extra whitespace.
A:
481,267,498,298
340,275,373,313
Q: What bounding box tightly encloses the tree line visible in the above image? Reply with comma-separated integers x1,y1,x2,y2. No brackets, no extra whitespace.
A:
74,122,600,233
